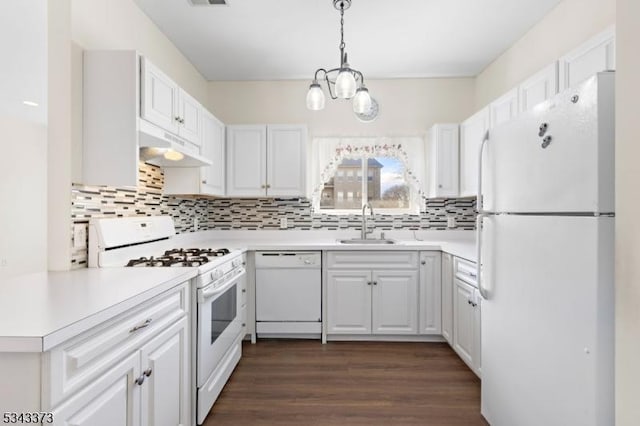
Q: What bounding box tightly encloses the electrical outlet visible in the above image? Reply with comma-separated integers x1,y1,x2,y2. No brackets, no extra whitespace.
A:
447,216,457,228
280,217,288,229
73,224,87,249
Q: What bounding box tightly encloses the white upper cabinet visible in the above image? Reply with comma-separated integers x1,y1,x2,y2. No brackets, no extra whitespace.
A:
459,108,489,198
426,124,459,198
267,125,308,197
140,58,201,145
177,89,202,145
559,27,616,91
141,59,180,135
163,110,226,196
489,87,519,129
226,125,268,197
226,124,307,197
200,111,226,196
518,62,559,113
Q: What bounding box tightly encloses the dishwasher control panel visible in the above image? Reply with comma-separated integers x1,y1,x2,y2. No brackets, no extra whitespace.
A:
255,251,321,268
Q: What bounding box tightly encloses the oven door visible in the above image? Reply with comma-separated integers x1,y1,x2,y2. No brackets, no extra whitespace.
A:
197,269,245,387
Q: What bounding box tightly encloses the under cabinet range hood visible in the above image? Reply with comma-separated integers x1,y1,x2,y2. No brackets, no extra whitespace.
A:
138,119,213,167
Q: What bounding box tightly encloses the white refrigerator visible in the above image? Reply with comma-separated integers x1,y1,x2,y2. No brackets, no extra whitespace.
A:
477,72,615,426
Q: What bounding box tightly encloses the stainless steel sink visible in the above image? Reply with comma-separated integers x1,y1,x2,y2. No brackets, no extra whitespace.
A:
338,239,396,245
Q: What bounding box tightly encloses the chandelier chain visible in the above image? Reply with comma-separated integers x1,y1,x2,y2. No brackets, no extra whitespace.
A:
339,5,345,52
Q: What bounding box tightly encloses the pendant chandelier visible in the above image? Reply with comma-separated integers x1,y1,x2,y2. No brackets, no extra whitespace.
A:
306,0,375,118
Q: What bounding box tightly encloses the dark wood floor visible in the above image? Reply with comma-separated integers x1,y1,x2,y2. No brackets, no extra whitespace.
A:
204,340,488,425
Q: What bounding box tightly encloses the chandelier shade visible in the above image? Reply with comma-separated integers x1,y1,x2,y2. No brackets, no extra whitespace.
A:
306,0,377,120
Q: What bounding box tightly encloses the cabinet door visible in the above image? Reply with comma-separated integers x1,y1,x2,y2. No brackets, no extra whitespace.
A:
419,252,442,335
51,352,140,426
473,289,482,378
226,125,267,197
441,253,454,344
559,27,615,91
459,108,489,197
177,89,202,145
518,62,558,113
327,270,372,334
372,270,418,335
453,278,475,369
266,125,307,197
428,124,459,198
140,317,190,426
489,87,519,129
140,58,179,134
201,111,225,196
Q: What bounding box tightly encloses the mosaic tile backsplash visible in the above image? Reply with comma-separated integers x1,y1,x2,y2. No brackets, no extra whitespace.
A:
71,163,476,268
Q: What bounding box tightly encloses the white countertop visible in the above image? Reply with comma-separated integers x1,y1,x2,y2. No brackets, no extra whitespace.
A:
174,230,478,263
0,230,475,353
0,268,197,353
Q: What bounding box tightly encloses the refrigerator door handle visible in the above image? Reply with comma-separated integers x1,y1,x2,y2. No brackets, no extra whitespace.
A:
476,213,489,300
477,130,490,214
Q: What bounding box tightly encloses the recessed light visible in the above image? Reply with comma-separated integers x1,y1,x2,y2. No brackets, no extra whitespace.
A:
23,101,39,107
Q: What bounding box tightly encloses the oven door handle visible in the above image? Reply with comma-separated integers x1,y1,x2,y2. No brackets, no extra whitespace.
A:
199,269,245,302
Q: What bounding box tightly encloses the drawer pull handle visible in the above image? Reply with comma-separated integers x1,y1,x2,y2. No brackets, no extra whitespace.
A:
130,318,152,333
144,368,153,377
468,272,477,278
135,375,145,386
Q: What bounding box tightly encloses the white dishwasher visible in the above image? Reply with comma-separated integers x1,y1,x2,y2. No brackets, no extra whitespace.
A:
255,251,322,337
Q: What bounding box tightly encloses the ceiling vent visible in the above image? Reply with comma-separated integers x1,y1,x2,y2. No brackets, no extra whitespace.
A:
188,0,229,5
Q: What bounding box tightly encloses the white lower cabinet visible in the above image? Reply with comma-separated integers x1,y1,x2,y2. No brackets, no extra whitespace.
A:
327,269,418,335
440,253,453,344
327,270,372,334
418,252,442,335
326,251,420,337
1,282,191,426
140,317,190,426
452,275,481,377
372,270,419,334
52,352,140,426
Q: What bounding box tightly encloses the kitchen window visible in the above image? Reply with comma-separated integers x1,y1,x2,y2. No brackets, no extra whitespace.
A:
310,138,427,215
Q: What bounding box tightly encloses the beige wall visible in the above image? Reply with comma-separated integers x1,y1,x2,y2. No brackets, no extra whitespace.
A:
615,0,640,423
71,0,208,104
475,0,615,108
208,78,475,138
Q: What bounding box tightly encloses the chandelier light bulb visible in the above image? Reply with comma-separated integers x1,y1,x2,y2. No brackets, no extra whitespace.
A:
335,65,357,99
352,87,372,114
306,82,326,110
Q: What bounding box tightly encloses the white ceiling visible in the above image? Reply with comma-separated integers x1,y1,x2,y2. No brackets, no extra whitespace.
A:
134,0,562,81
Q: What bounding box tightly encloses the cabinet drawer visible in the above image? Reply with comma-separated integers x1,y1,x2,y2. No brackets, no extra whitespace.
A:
454,257,477,286
327,251,418,269
45,282,189,408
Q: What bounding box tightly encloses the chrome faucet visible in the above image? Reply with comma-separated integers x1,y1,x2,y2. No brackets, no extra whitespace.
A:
361,202,374,240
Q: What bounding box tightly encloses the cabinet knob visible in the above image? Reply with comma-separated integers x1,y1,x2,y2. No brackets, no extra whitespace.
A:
421,260,426,265
175,116,180,122
261,184,266,189
144,368,153,377
438,184,443,188
367,281,372,286
202,180,207,184
242,289,246,293
372,281,378,286
135,375,145,386
266,184,271,189
242,323,246,327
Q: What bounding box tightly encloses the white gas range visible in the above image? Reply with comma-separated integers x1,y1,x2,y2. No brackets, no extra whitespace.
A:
88,216,247,425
